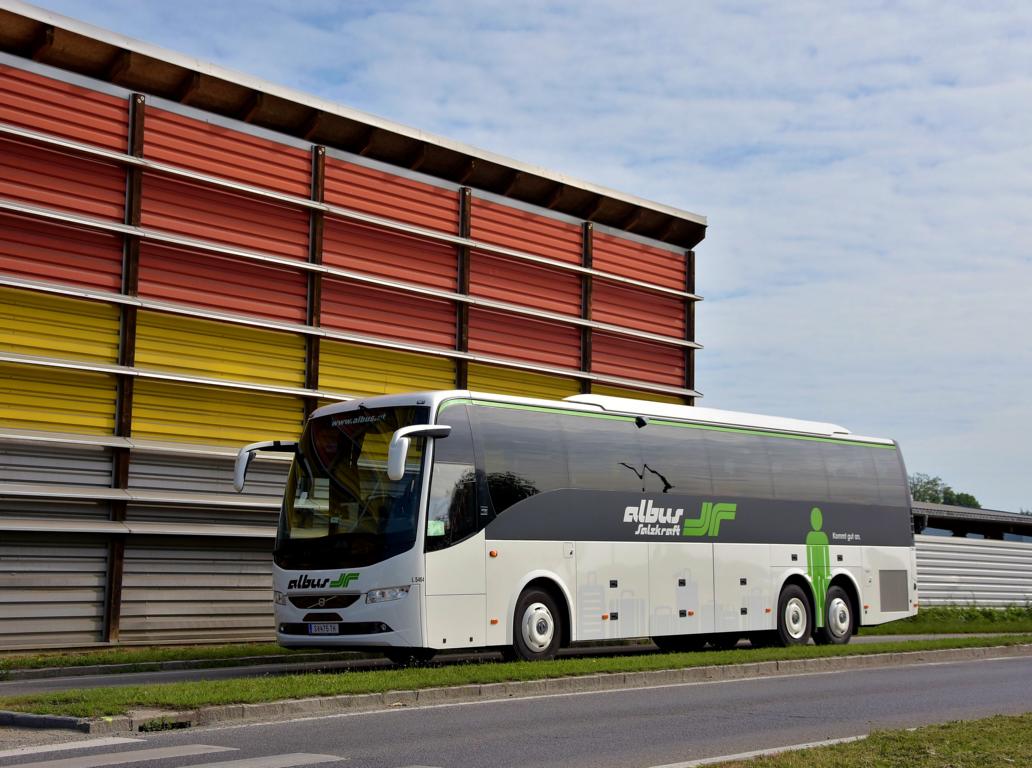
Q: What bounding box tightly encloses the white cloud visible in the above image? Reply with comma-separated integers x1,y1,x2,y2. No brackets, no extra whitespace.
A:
36,0,1032,510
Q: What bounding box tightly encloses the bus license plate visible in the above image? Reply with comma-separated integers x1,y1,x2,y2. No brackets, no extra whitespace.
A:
308,623,338,635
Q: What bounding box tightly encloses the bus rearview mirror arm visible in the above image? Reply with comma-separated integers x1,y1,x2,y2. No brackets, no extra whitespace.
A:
233,440,298,492
387,425,452,481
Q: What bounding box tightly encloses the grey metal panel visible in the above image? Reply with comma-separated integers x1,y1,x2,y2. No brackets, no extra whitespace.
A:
128,451,287,498
0,442,113,519
126,504,278,528
915,534,1032,606
119,537,274,643
0,497,111,521
0,534,108,649
0,442,113,486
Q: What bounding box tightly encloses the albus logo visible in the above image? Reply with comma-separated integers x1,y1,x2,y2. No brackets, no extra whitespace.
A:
624,499,685,536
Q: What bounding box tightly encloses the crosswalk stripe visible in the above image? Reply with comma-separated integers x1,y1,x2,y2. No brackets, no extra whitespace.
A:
176,755,343,768
0,738,143,760
2,744,236,768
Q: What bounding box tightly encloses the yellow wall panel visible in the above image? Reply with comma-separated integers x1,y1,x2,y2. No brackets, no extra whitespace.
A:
592,383,687,405
132,379,304,446
468,363,579,402
0,363,117,434
0,287,119,364
135,312,306,388
320,341,455,398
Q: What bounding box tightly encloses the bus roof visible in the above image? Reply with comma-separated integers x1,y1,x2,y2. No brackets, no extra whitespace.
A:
311,390,894,446
564,394,895,444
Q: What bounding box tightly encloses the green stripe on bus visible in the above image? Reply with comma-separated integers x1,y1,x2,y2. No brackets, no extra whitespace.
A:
440,398,895,450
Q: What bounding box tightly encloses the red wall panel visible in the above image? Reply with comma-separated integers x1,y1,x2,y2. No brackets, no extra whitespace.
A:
592,281,685,337
0,213,122,292
592,333,684,388
468,309,580,369
0,65,127,151
0,138,125,220
138,242,308,323
324,158,458,233
593,232,685,291
322,219,456,291
144,107,311,198
322,279,455,348
470,252,580,315
471,199,581,265
140,174,309,261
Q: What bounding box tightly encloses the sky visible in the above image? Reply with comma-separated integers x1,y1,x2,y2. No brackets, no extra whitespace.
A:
29,1,1032,511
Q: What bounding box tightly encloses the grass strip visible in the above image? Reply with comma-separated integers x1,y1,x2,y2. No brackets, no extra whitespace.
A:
4,607,1030,676
0,644,354,676
1,635,1028,719
712,712,1032,767
861,605,1032,636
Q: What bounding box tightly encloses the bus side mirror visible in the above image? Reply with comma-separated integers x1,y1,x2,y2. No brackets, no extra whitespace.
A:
387,425,452,481
233,440,298,492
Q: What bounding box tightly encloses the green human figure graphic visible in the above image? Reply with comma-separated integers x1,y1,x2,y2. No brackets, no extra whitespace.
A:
806,506,831,628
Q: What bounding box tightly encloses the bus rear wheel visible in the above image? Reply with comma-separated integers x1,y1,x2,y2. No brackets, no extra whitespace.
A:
511,588,561,661
776,584,812,646
814,586,854,645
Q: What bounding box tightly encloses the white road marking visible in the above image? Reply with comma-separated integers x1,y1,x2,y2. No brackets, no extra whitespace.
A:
0,738,142,759
176,755,344,768
647,734,868,767
2,744,235,768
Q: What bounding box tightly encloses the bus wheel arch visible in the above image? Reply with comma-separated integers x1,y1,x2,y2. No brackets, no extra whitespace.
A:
507,576,571,660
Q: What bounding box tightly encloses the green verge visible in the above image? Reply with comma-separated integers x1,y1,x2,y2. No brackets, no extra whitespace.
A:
861,605,1032,636
0,644,354,675
712,712,1032,767
1,635,1028,719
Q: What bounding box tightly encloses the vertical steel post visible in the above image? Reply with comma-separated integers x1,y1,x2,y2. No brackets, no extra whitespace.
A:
305,146,326,418
104,92,145,643
580,222,594,394
684,249,696,405
455,188,472,388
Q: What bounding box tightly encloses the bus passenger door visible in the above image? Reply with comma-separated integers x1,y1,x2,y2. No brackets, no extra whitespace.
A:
424,404,486,650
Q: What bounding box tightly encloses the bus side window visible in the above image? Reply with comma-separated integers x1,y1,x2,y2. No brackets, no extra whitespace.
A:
477,406,569,515
426,404,478,552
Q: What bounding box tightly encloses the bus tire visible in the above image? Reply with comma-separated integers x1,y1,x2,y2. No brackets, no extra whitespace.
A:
384,647,436,666
814,586,854,645
653,634,707,652
776,584,812,646
511,588,561,661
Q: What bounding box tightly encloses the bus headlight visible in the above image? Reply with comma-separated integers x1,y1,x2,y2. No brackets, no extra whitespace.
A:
274,591,287,606
366,586,410,604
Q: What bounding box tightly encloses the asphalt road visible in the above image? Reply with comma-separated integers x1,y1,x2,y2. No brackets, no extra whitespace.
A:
1,655,1029,768
0,633,995,696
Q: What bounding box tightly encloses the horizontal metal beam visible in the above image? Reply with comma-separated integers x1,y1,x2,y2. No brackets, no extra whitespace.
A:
0,481,279,508
0,515,275,538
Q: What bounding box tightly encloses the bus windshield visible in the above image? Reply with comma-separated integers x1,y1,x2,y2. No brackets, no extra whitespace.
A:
274,405,429,570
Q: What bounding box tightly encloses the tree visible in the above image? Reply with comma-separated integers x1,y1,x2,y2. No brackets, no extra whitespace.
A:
908,473,981,509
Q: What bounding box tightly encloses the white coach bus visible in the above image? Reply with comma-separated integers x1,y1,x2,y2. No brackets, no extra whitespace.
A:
234,391,916,663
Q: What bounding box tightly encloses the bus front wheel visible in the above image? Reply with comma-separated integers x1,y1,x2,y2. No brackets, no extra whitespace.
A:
511,588,561,661
776,584,812,646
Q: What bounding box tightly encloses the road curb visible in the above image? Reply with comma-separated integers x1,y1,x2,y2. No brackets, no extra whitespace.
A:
8,643,1032,734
